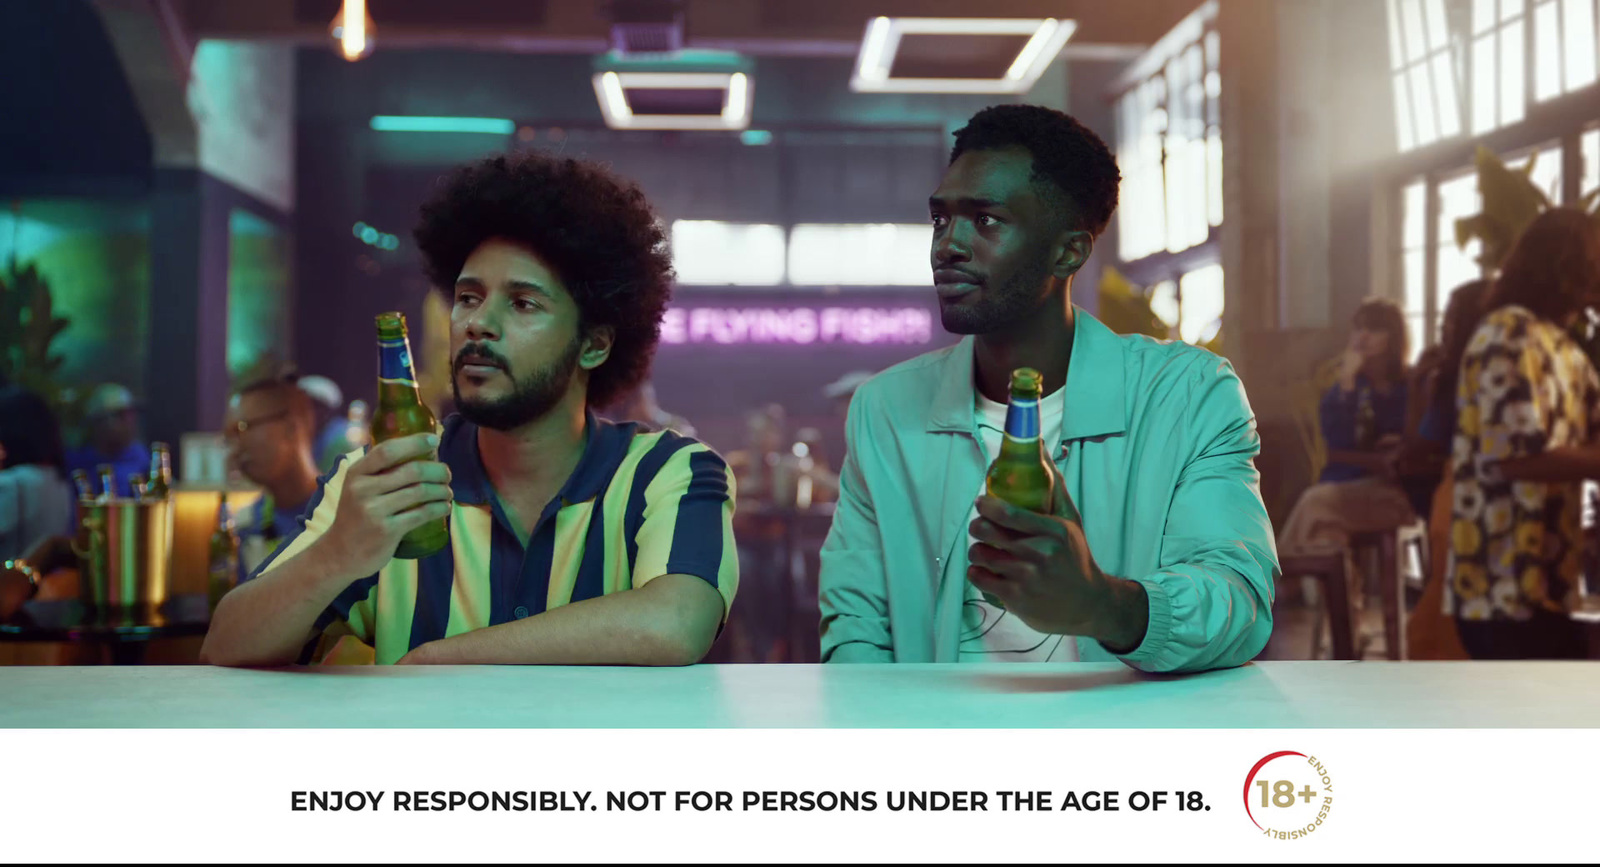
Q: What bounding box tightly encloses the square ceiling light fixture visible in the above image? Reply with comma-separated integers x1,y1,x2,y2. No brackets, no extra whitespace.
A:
592,70,752,130
850,17,1077,94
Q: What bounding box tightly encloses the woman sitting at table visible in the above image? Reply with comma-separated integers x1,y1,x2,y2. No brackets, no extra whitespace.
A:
1277,298,1418,572
1443,208,1600,660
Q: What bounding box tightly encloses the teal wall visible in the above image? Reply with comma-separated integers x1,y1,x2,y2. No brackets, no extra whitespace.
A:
226,208,292,379
0,200,151,400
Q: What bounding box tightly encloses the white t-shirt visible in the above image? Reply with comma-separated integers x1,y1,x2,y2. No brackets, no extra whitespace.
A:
957,387,1079,662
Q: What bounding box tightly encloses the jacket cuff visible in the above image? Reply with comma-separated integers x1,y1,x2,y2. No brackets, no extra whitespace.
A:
1105,574,1174,670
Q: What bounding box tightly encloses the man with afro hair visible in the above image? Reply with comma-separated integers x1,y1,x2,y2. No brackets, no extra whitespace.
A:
203,152,737,667
819,105,1276,671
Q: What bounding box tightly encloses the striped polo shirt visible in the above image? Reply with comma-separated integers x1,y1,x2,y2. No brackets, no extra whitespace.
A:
251,411,738,665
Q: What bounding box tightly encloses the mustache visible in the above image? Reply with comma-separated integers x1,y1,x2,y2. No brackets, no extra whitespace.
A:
454,343,510,373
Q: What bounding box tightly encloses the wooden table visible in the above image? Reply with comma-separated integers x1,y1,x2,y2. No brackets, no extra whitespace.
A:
4,661,1599,727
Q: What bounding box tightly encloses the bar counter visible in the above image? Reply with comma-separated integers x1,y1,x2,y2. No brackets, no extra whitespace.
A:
4,661,1597,727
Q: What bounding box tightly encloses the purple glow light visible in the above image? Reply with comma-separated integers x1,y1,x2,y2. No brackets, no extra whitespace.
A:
659,307,934,345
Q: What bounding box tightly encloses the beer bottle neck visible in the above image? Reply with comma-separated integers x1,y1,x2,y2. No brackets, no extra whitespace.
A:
999,395,1041,447
377,331,423,407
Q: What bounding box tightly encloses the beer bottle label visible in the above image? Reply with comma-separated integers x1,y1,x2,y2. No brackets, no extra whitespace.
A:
1002,397,1040,441
378,337,417,385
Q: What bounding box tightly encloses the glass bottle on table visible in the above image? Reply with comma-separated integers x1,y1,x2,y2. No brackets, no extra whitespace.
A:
145,442,172,500
371,311,450,559
69,470,92,501
208,493,240,613
95,464,116,502
982,367,1055,607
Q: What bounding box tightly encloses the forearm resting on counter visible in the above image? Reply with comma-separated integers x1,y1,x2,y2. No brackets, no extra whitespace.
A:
199,542,358,667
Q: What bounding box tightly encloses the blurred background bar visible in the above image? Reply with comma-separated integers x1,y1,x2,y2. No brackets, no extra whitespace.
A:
2,0,1598,665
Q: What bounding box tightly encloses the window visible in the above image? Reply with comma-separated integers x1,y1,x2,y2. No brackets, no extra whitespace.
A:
1532,0,1599,102
1113,3,1221,262
1434,169,1483,342
1142,267,1224,346
1117,79,1169,261
1470,0,1529,134
1399,170,1485,363
1401,180,1428,360
1388,1,1599,148
671,221,935,287
1388,0,1465,151
1396,142,1561,362
671,221,786,286
1582,124,1600,199
786,224,930,286
1177,264,1225,345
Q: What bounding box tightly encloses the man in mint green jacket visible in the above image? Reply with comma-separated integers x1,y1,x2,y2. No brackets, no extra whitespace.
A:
819,105,1276,671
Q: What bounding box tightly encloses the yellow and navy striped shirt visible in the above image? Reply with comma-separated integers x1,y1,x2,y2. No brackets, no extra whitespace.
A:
251,411,738,665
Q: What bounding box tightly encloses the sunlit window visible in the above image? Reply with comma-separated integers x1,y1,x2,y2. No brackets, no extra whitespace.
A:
1177,264,1225,345
1469,0,1529,134
1532,0,1599,102
1401,179,1428,360
1396,142,1562,361
786,224,930,286
1435,169,1483,340
1388,0,1464,152
1114,4,1221,262
1581,124,1600,199
671,221,940,287
671,221,786,286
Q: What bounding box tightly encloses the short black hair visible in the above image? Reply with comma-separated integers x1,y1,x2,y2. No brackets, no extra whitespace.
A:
413,151,675,409
950,104,1121,237
0,386,65,475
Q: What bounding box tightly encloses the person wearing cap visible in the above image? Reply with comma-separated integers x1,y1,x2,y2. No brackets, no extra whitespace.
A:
295,374,357,471
65,383,150,499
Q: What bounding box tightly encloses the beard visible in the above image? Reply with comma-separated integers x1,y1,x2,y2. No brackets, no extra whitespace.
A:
452,334,583,431
938,252,1056,336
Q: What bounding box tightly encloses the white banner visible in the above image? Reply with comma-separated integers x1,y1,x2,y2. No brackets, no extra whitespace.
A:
0,728,1584,863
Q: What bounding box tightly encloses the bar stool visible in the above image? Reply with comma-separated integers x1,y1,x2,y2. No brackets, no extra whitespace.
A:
1353,521,1428,661
1278,549,1357,660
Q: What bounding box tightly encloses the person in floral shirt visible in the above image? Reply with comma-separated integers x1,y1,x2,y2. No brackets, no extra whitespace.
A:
1447,208,1600,659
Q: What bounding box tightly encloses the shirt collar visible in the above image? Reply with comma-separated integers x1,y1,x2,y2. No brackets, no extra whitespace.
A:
439,410,636,507
927,304,1129,443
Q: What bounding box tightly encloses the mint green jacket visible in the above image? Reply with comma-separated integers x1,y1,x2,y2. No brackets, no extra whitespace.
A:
818,308,1277,671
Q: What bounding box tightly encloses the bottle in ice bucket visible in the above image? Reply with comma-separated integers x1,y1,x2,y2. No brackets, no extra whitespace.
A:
981,368,1056,607
372,311,450,559
145,442,172,499
208,494,240,614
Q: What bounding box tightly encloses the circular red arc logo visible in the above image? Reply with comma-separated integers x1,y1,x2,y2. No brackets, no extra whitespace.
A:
1243,750,1307,830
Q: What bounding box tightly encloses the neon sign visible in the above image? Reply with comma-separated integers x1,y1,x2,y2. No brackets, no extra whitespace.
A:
660,307,934,345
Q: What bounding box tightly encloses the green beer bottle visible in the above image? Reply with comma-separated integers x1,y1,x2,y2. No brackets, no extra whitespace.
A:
982,368,1055,607
145,442,172,499
208,494,240,614
372,311,450,559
